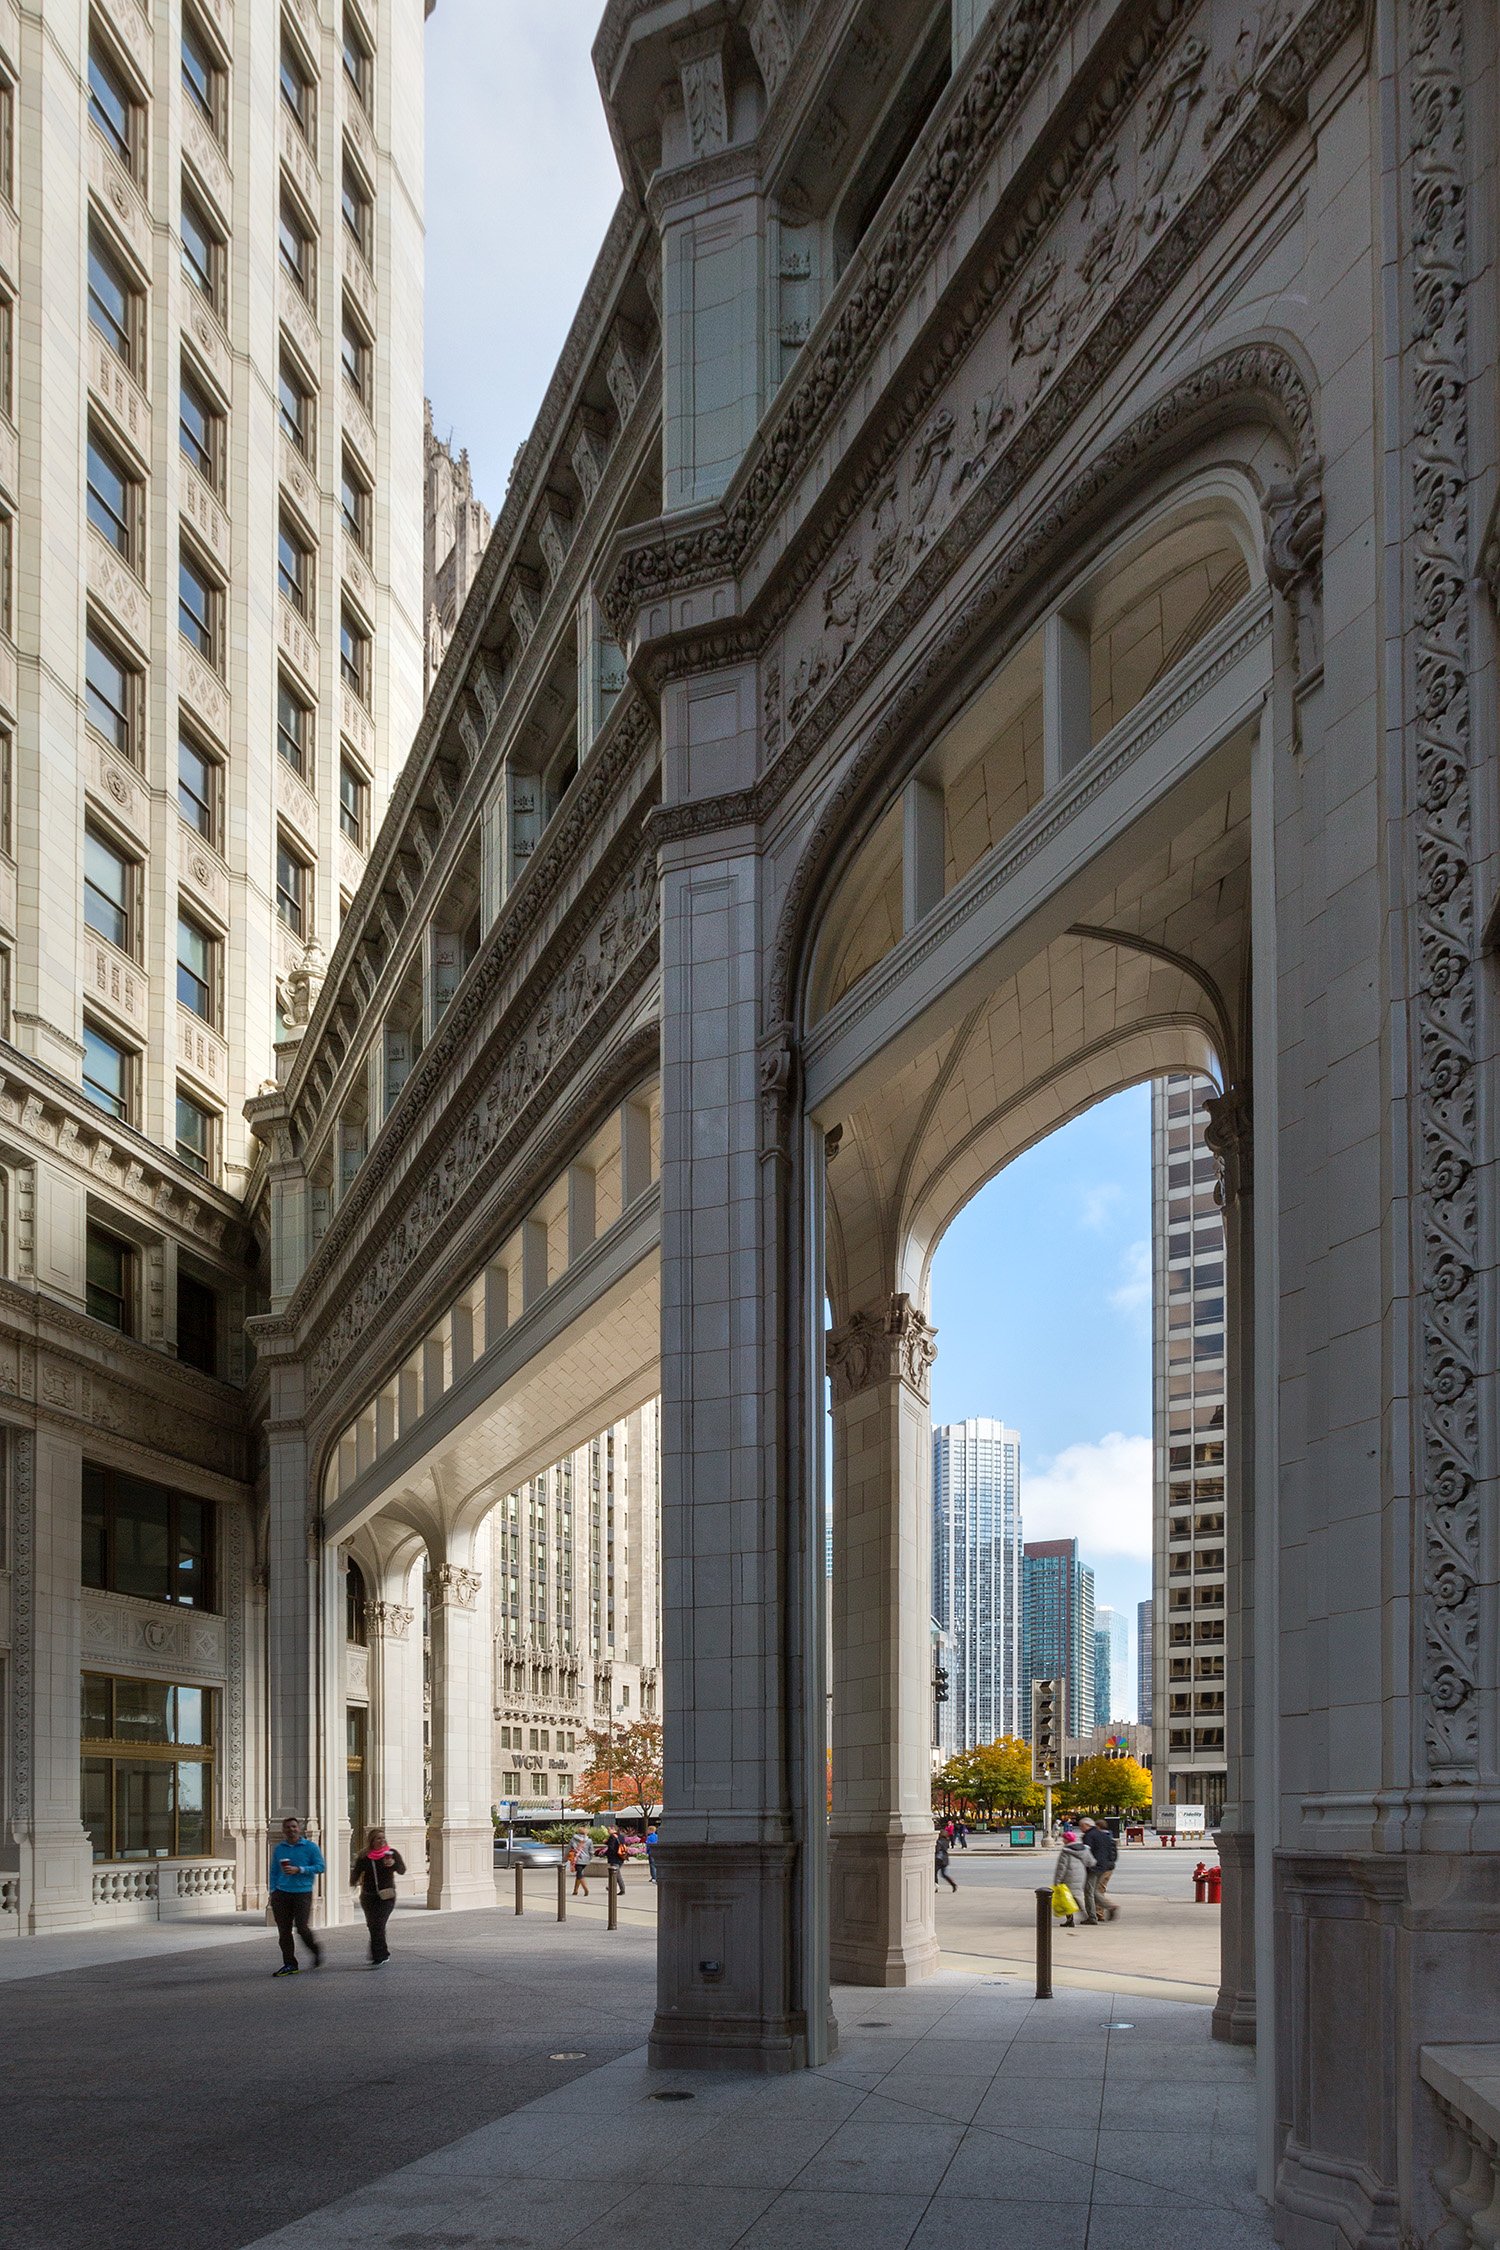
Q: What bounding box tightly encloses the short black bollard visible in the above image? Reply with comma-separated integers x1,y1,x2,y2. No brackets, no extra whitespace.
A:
607,1872,618,1931
557,1864,566,1922
514,1864,524,1916
1034,1886,1053,2000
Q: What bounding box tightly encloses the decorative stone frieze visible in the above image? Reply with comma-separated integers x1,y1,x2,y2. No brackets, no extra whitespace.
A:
82,1591,226,1678
826,1295,938,1407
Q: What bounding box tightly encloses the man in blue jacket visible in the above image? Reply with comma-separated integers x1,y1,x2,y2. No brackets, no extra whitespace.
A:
269,1815,325,1975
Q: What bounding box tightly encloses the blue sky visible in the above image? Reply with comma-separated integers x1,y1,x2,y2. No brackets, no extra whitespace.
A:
424,15,1154,1713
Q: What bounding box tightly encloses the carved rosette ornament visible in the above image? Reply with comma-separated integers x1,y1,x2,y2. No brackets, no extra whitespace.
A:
1405,0,1479,1782
826,1295,938,1407
431,1567,482,1611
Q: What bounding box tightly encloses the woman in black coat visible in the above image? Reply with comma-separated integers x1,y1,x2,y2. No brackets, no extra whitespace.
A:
350,1826,406,1966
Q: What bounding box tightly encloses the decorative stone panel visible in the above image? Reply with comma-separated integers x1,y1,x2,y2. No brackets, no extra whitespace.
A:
337,834,364,896
179,835,228,920
83,1590,226,1680
0,416,18,508
182,100,231,223
343,232,375,327
181,464,228,569
278,600,318,692
826,1294,938,1406
276,753,319,846
0,852,15,938
340,685,374,765
280,106,319,207
180,278,231,395
279,432,317,522
177,1006,228,1102
93,742,149,846
342,394,376,478
88,941,148,1035
180,650,228,747
89,337,151,466
346,1643,369,1701
93,0,150,82
87,135,150,269
86,530,149,658
280,289,319,372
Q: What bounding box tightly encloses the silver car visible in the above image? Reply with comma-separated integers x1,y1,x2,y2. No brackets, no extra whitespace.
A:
493,1835,564,1869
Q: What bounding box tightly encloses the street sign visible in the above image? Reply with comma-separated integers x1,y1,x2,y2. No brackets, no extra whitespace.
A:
1031,1676,1065,1781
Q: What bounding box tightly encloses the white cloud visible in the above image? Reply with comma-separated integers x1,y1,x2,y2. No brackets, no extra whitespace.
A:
1023,1432,1152,1560
1110,1239,1152,1321
1076,1182,1123,1231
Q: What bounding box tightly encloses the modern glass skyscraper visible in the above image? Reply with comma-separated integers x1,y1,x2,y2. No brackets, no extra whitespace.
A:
932,1419,1023,1748
1023,1537,1095,1738
1094,1606,1129,1725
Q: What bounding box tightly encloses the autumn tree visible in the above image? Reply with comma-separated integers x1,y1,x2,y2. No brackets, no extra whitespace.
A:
1059,1754,1152,1816
575,1718,664,1823
934,1735,1041,1823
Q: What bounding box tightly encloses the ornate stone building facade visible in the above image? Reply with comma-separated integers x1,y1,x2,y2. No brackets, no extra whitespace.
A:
0,0,427,1934
423,400,491,702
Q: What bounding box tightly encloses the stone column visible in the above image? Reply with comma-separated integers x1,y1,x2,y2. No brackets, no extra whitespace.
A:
14,1429,94,1932
426,1560,494,1911
367,1594,425,1899
826,1296,942,1987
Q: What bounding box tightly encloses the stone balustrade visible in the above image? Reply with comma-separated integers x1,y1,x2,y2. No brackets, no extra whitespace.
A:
1422,2047,1500,2250
90,1862,239,1916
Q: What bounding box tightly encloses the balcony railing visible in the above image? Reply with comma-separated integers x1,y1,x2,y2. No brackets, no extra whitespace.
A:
1423,2045,1500,2250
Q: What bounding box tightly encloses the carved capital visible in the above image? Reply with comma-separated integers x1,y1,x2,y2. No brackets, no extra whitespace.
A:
1202,1085,1252,1210
432,1565,482,1611
1263,456,1324,675
367,1600,414,1641
827,1294,938,1406
758,1023,794,1155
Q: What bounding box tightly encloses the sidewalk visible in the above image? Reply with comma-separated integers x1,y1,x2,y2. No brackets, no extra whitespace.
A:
236,1969,1268,2250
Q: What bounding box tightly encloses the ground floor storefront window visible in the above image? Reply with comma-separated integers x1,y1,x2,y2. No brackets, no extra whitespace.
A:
80,1673,213,1859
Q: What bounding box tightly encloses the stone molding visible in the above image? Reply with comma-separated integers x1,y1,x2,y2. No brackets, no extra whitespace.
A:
826,1295,938,1407
1403,0,1479,1784
82,1589,226,1679
367,1600,414,1640
431,1565,481,1611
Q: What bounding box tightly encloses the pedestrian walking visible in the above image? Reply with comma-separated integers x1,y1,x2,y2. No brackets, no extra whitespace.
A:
1052,1827,1093,1930
269,1815,325,1975
350,1826,405,1967
935,1830,958,1892
955,1819,969,1849
646,1824,659,1882
1082,1819,1119,1920
604,1826,627,1895
569,1827,593,1897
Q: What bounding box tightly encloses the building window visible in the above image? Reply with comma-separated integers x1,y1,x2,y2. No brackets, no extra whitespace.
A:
88,229,142,374
339,759,366,847
0,78,13,203
81,1674,214,1862
276,676,310,776
0,728,11,857
277,515,312,619
276,837,307,934
278,196,313,302
340,454,370,553
181,13,225,143
278,358,312,457
347,1558,367,1644
84,826,134,953
85,1223,133,1333
179,184,224,315
342,10,373,112
279,32,314,141
179,364,223,492
340,606,369,703
86,428,139,564
83,1022,132,1121
178,551,219,665
88,39,142,178
0,511,12,639
176,1271,218,1372
83,1465,214,1607
176,909,216,1023
175,1089,214,1180
341,155,372,261
177,731,217,842
340,305,370,407
0,296,13,420
85,627,138,758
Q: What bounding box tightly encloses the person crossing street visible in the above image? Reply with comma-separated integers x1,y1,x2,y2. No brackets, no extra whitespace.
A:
269,1816,325,1975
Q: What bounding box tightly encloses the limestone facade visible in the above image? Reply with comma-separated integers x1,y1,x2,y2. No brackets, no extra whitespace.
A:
423,400,491,702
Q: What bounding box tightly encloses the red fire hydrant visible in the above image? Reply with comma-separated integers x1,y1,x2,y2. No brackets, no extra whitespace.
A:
1207,1864,1222,1905
1192,1862,1208,1902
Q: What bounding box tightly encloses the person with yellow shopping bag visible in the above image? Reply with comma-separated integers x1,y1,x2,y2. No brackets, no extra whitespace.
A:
1052,1827,1093,1930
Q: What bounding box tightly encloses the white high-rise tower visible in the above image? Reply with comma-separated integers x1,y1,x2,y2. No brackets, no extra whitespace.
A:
932,1417,1023,1749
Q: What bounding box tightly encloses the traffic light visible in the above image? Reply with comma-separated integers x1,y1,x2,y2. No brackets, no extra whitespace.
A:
933,1667,949,1705
1032,1676,1065,1781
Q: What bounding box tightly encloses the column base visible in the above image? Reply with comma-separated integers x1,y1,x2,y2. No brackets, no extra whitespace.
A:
828,1830,940,1986
650,1841,810,2072
427,1822,496,1912
20,1825,95,1934
1212,1825,1255,2044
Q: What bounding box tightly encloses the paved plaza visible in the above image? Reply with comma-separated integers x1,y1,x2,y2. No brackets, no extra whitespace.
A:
6,1901,1263,2250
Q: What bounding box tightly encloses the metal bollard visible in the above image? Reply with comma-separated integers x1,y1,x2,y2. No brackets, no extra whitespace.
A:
607,1871,618,1931
514,1864,524,1916
1034,1887,1053,2000
557,1863,567,1922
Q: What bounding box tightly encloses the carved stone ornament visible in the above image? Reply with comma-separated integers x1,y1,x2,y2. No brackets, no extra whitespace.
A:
672,28,731,157
1203,1086,1252,1209
432,1565,482,1610
368,1600,415,1640
284,940,328,1030
826,1295,939,1407
758,1026,793,1154
743,0,793,97
1263,455,1325,676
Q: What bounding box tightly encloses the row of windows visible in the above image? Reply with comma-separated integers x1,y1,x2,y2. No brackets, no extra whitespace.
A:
82,1024,217,1186
84,1219,221,1370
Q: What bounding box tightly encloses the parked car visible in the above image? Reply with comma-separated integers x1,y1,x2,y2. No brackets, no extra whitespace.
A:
493,1835,563,1869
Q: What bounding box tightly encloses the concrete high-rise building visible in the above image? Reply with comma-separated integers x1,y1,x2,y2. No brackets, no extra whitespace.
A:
1093,1606,1128,1727
422,400,490,700
1023,1539,1094,1739
931,1418,1022,1749
1149,1074,1228,1824
1137,1598,1153,1727
0,0,427,1932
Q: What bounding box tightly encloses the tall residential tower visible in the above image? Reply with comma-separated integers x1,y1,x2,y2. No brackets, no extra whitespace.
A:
1023,1537,1094,1738
931,1418,1023,1749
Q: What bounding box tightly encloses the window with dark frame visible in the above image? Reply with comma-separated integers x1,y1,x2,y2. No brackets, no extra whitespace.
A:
84,827,133,953
277,516,311,619
0,297,13,420
279,32,313,140
85,1224,133,1334
346,1557,367,1644
179,183,223,314
340,454,369,552
82,1465,214,1608
178,550,218,663
278,196,312,301
276,676,310,776
83,1022,131,1121
278,359,311,456
181,13,224,142
176,1271,218,1373
176,909,216,1023
178,731,216,842
88,229,140,373
0,78,13,203
340,606,369,702
0,728,12,857
80,1673,215,1863
341,155,372,260
0,512,13,639
175,1088,214,1181
339,759,366,848
340,305,369,406
342,11,372,111
178,363,222,491
86,428,137,563
276,838,306,934
88,40,139,175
